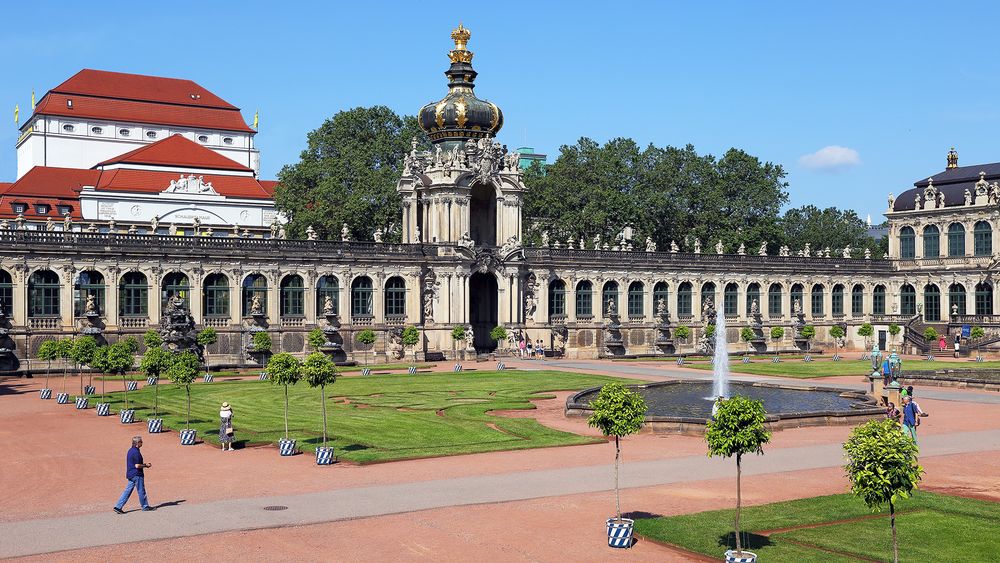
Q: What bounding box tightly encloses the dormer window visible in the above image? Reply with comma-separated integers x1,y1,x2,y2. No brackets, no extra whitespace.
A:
146,131,157,139
62,124,75,133
91,126,103,135
57,205,72,216
34,204,50,215
11,203,26,214
119,128,130,137
198,135,209,143
223,137,234,145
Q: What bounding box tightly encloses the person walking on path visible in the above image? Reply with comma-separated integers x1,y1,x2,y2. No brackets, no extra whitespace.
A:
938,336,946,353
219,402,235,451
901,395,919,444
113,436,154,513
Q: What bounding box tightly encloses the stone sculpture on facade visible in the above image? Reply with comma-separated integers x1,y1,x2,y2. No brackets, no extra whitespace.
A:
45,217,54,231
865,247,872,259
278,224,287,239
670,240,679,253
158,296,202,360
306,225,318,241
249,293,264,317
341,223,350,241
887,192,895,210
14,214,25,230
779,245,790,257
373,228,383,243
645,237,656,252
127,224,137,234
715,240,724,254
64,214,73,232
965,188,973,205
169,223,178,235
758,242,767,256
540,231,549,247
693,239,701,254
737,243,745,255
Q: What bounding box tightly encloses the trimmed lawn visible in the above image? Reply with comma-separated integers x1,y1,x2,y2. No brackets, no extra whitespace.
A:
102,370,638,463
634,492,999,562
687,358,1000,379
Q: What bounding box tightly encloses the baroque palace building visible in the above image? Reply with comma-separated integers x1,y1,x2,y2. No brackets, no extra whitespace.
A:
1,24,998,371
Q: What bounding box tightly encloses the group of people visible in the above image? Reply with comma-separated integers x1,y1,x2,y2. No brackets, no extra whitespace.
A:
113,401,235,513
512,336,547,359
873,344,903,385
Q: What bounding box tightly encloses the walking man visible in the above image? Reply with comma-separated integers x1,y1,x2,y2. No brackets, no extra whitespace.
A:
901,395,919,445
114,436,154,513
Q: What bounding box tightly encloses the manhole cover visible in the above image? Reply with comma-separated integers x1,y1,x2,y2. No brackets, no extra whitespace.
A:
263,505,288,511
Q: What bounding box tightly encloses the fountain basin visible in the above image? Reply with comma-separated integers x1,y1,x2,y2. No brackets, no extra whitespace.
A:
566,380,882,435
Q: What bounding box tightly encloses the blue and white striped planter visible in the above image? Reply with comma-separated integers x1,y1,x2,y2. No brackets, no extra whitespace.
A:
146,376,158,386
278,438,296,456
803,355,813,362
496,362,506,371
861,352,871,360
771,356,781,363
976,355,985,362
120,409,135,424
259,372,269,381
741,356,750,364
832,353,841,361
179,429,197,445
75,396,89,409
453,363,463,372
361,367,371,376
606,518,634,548
203,373,214,383
126,381,138,391
725,549,757,563
84,385,96,395
407,366,417,375
56,392,70,404
39,388,52,399
316,446,334,465
676,357,685,366
147,418,163,433
95,402,110,416
925,354,935,361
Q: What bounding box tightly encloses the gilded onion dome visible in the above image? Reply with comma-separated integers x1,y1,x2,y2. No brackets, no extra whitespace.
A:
418,24,504,145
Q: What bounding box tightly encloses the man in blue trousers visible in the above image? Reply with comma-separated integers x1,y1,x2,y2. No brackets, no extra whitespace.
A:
114,436,155,513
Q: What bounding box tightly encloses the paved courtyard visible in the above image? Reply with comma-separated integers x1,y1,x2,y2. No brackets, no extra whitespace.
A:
2,357,998,561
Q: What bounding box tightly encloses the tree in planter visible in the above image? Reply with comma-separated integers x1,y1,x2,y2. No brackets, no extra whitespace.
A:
490,326,508,358
450,325,466,359
705,324,716,340
769,326,784,340
706,395,771,559
70,336,98,395
139,347,172,417
971,326,985,356
143,329,162,349
923,326,938,347
888,323,901,347
106,341,137,410
586,382,647,524
37,340,59,393
830,325,846,356
166,351,201,429
356,329,376,366
266,352,302,441
250,331,272,354
303,352,338,448
197,328,218,374
401,325,420,367
90,345,110,403
674,325,690,342
858,322,874,350
55,338,74,394
800,324,816,351
844,418,923,563
307,327,326,351
122,336,139,354
739,327,755,354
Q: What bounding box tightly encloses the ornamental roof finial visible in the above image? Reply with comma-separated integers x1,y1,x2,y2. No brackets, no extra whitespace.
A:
947,146,958,169
449,23,474,64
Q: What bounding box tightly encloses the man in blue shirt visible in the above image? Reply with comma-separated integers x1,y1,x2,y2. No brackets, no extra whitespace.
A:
901,396,919,444
113,436,154,513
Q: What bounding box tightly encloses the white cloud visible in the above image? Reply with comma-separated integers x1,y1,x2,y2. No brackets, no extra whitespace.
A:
798,145,862,172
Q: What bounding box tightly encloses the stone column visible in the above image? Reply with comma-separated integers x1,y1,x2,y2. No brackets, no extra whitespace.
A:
965,222,974,257
11,272,24,328
105,276,120,329
537,275,550,324
373,275,385,323
267,276,280,323
566,280,577,323
148,271,162,326
407,273,420,324
60,269,74,330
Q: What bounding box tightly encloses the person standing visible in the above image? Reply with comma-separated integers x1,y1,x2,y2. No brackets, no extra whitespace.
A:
938,336,946,353
113,436,154,513
901,395,919,444
219,402,234,452
536,339,545,360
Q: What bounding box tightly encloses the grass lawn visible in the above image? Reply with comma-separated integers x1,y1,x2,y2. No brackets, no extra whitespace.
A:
101,370,637,463
687,358,1000,379
633,491,999,562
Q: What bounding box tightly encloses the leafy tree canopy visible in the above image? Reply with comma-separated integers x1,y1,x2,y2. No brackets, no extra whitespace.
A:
844,418,923,511
770,326,785,339
706,395,771,458
70,336,99,366
267,352,302,387
356,329,377,346
139,347,172,377
489,326,508,343
780,205,884,255
303,352,338,388
274,106,426,241
401,326,420,348
197,327,218,346
251,331,272,352
166,351,200,386
450,325,466,341
105,341,135,375
143,330,162,349
307,328,327,351
38,339,59,362
587,382,647,438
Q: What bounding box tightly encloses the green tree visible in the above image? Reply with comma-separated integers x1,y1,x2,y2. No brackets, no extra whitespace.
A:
705,324,716,340
706,396,772,558
55,338,74,393
139,347,172,417
844,419,923,563
307,328,327,351
858,322,874,349
166,351,201,429
70,336,98,395
105,341,136,409
197,328,218,374
800,325,816,350
356,329,376,366
267,352,302,440
586,382,647,522
37,339,59,391
143,329,162,349
251,331,272,353
888,323,901,347
90,345,110,402
302,352,338,448
273,106,426,241
490,326,508,357
780,205,881,255
674,325,690,341
121,336,139,354
450,325,466,358
401,326,420,366
923,327,938,344
830,325,846,355
770,326,784,340
971,326,985,355
739,327,755,352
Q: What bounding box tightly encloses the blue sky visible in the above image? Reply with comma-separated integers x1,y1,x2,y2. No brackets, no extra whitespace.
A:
3,0,999,222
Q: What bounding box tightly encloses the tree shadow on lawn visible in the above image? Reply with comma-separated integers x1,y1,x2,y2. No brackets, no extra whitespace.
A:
717,531,772,551
623,510,664,519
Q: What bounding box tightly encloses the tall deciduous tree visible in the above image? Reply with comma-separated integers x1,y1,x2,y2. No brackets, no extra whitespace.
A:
274,106,426,241
780,205,883,255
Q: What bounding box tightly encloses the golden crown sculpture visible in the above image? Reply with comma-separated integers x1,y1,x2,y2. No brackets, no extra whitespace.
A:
449,23,474,63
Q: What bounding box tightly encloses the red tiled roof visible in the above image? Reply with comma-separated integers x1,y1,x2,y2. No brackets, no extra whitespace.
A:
258,180,279,196
97,134,253,172
1,166,100,198
95,169,273,199
52,69,237,109
33,92,253,132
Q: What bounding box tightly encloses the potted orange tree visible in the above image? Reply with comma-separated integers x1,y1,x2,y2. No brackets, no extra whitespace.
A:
303,351,338,465
267,352,302,456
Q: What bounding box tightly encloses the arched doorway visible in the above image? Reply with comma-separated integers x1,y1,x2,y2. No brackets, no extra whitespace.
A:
469,183,497,246
469,272,498,351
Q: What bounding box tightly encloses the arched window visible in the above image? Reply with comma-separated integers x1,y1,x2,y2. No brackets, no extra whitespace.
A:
923,225,940,258
602,281,619,316
653,282,669,315
548,280,566,318
746,283,760,316
351,276,374,317
923,284,940,322
900,284,916,316
768,283,782,318
851,284,864,317
724,283,738,316
0,269,13,315
899,226,915,259
701,282,716,315
384,276,406,317
627,281,644,317
162,272,189,309
242,274,268,317
280,275,305,317
791,283,804,314
832,284,844,316
29,270,60,317
948,223,966,257
974,221,993,256
948,283,966,317
74,270,105,317
203,273,230,317
873,285,886,315
575,280,593,317
119,272,148,317
316,275,339,316
811,284,825,317
678,282,692,317
975,282,993,315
